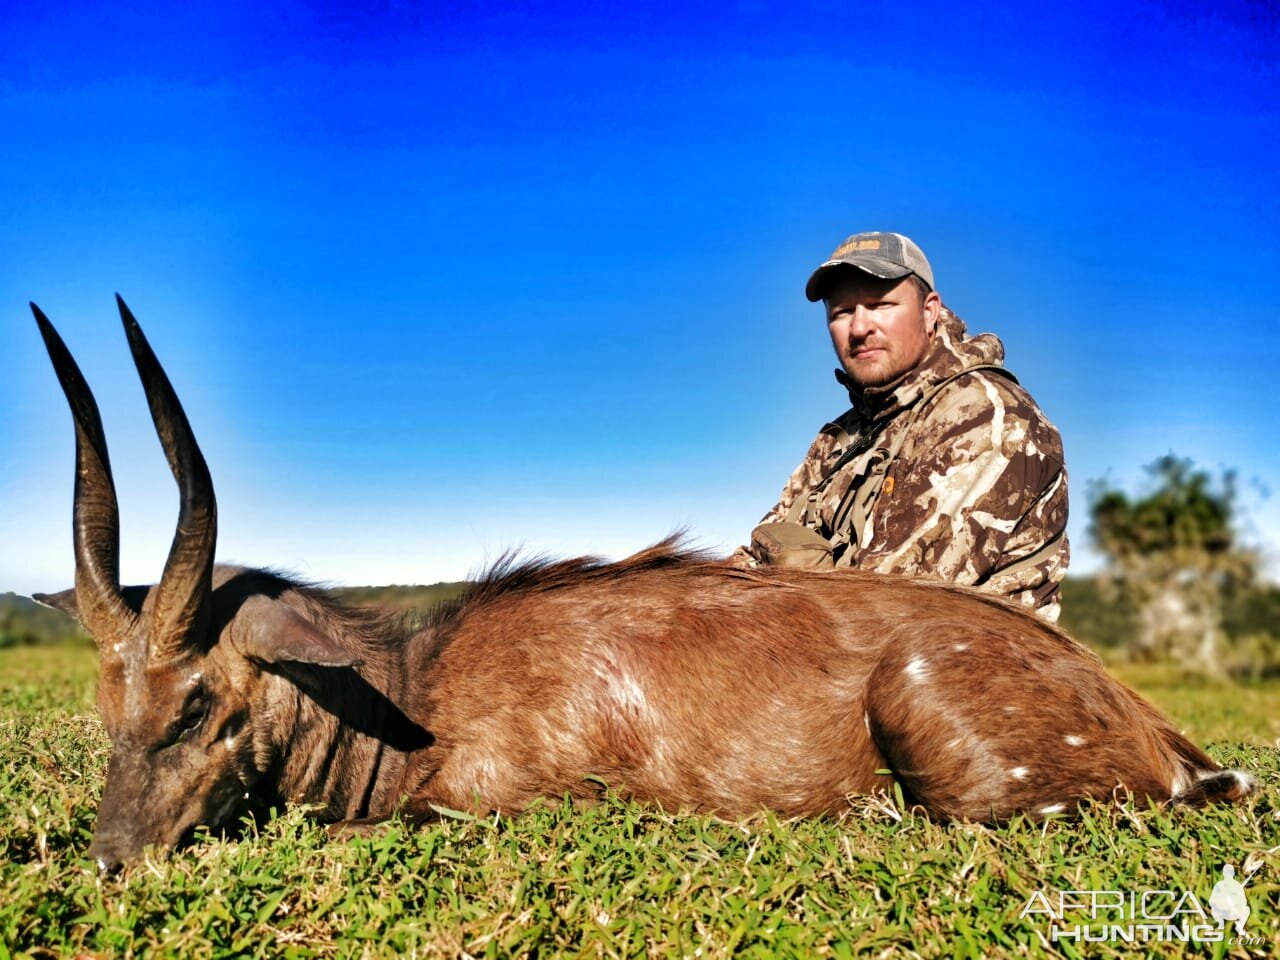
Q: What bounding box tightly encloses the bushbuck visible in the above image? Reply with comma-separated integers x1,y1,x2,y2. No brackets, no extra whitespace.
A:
31,298,1253,871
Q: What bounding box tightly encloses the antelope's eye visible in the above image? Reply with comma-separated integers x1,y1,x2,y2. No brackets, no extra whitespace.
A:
169,690,210,746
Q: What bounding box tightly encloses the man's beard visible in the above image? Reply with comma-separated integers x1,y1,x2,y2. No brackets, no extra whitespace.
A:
841,355,905,391
845,367,899,390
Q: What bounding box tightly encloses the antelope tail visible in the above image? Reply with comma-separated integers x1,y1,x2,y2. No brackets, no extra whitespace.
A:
1161,725,1257,806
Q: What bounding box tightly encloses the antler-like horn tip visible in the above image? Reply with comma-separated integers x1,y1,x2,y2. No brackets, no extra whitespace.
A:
31,303,67,359
115,294,139,327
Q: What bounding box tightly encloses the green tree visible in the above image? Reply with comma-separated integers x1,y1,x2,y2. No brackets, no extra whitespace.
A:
1087,455,1259,674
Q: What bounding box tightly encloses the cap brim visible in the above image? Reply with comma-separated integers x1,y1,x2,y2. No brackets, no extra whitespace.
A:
805,256,915,302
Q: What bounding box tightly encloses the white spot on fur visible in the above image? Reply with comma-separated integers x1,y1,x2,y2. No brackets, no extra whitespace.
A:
1171,769,1193,795
649,734,672,769
1003,705,1017,715
863,711,871,735
1010,766,1029,780
223,734,237,751
1064,735,1085,746
946,737,962,749
112,642,124,654
904,656,928,681
1039,802,1066,814
612,673,648,715
186,672,203,687
953,643,968,652
473,757,498,792
593,659,651,722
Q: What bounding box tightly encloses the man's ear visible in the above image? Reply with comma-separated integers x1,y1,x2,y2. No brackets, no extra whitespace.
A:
923,290,942,337
31,587,82,624
233,596,362,668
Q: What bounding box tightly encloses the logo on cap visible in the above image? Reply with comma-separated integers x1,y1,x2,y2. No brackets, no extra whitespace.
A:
832,238,883,257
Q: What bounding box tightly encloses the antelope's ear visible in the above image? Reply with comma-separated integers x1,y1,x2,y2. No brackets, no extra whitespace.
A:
31,587,82,624
233,596,362,668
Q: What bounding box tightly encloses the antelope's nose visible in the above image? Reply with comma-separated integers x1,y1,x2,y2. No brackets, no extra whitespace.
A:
91,851,124,874
88,833,133,873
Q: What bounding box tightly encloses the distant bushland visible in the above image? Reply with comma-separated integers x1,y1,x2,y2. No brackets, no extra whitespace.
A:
1061,576,1280,678
0,582,470,648
0,593,87,648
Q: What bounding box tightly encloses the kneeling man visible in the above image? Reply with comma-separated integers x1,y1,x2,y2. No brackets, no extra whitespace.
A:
745,232,1069,622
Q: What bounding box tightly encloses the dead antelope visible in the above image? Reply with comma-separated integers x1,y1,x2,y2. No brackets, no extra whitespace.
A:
31,298,1253,871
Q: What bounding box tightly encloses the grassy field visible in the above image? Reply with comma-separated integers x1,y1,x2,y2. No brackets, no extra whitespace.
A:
0,642,1276,959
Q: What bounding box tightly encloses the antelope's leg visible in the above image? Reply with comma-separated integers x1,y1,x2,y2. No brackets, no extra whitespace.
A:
863,621,1172,821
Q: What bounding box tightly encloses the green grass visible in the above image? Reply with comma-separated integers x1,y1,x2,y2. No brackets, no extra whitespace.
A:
1,643,1277,958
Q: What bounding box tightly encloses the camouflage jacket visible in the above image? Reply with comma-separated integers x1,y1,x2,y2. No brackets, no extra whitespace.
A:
754,308,1069,621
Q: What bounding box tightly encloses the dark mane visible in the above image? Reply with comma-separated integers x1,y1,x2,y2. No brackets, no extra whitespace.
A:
422,534,721,631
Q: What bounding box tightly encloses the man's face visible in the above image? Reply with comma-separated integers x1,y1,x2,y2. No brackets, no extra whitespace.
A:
824,274,941,389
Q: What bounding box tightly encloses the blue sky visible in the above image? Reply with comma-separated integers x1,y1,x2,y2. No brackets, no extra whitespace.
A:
2,0,1277,594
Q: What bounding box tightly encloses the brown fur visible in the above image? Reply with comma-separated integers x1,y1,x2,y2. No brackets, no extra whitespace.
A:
49,536,1256,869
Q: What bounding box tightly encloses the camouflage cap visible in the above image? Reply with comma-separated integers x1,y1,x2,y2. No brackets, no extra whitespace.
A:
805,232,935,302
